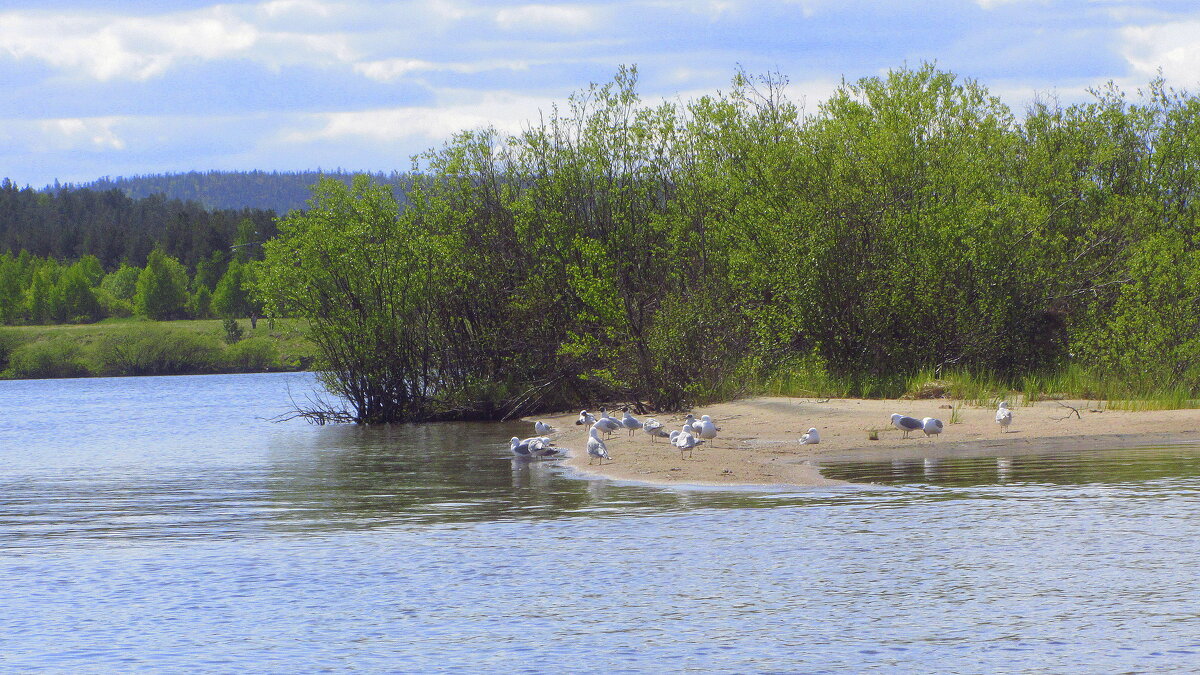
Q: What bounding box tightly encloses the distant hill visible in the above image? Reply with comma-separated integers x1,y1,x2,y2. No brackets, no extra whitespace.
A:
55,170,415,214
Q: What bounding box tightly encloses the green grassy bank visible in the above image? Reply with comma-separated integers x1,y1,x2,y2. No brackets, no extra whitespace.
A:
0,318,316,380
764,360,1199,412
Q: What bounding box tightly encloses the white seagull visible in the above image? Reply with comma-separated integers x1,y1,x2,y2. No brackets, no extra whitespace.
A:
621,409,643,437
587,427,611,465
511,436,560,458
534,420,554,435
921,417,943,438
576,410,596,426
697,415,719,442
643,418,669,441
671,430,703,459
996,401,1013,432
800,428,820,445
891,413,924,439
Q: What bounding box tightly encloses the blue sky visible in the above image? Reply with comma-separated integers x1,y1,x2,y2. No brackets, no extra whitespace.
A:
2,0,1199,187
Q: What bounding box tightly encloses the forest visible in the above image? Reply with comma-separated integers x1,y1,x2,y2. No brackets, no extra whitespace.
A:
0,181,277,270
259,64,1200,424
71,170,415,214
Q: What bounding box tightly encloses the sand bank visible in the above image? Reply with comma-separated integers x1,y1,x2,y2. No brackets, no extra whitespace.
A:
535,397,1200,487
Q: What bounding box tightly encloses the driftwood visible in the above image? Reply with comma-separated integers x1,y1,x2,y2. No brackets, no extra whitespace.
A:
1052,401,1082,421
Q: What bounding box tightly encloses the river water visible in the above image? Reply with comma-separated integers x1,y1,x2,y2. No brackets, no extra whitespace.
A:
1,372,1198,672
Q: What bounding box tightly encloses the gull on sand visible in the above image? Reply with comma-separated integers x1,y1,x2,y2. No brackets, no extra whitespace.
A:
891,413,924,439
800,428,819,445
921,417,943,438
621,410,643,437
587,427,611,465
996,401,1013,432
670,429,703,459
576,410,596,426
643,418,669,441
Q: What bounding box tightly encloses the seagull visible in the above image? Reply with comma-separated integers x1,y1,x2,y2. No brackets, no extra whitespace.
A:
575,410,596,426
534,420,554,435
587,427,611,465
921,417,943,438
512,436,560,458
621,409,643,437
598,408,624,437
671,430,703,459
593,415,621,439
643,418,669,441
510,436,534,457
683,413,698,435
697,415,719,442
891,413,924,439
800,428,820,445
996,401,1013,432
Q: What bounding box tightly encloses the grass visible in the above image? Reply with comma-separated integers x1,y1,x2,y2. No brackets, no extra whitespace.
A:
762,360,1200,411
0,317,316,379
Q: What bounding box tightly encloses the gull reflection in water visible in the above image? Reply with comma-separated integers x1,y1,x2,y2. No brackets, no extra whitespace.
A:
997,457,1012,481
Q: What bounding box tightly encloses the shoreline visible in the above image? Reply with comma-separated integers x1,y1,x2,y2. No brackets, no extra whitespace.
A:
536,397,1200,488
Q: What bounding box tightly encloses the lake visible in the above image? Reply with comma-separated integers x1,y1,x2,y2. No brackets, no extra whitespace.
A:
2,373,1199,672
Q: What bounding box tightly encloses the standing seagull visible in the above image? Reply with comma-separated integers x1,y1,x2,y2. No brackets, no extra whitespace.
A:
996,401,1013,432
891,413,924,439
697,415,719,442
621,409,643,437
587,427,611,465
643,418,669,441
800,428,820,445
921,417,943,438
510,437,534,457
576,410,596,426
671,430,703,459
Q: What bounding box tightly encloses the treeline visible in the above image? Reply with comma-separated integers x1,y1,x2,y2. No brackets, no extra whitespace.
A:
260,64,1200,423
71,170,415,214
0,181,277,270
0,249,260,325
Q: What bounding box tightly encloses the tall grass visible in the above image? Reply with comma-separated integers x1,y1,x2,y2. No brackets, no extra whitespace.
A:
761,360,1199,409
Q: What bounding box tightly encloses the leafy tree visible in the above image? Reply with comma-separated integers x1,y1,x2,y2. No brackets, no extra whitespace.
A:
189,285,213,319
211,260,260,320
134,249,189,319
53,261,103,323
101,264,141,300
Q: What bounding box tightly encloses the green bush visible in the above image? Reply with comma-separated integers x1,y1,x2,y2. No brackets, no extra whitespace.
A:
0,330,22,372
223,337,280,372
93,327,222,376
95,288,134,318
5,340,93,379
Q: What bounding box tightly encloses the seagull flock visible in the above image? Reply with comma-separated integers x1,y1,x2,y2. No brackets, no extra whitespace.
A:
509,401,1015,463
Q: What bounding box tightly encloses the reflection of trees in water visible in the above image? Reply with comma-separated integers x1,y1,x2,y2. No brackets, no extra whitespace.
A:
823,449,1200,487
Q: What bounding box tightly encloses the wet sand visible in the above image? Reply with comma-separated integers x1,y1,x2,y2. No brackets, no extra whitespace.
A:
532,397,1200,487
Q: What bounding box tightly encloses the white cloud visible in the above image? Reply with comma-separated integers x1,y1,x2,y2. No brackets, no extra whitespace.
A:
1120,20,1200,85
0,8,261,80
353,57,536,81
281,90,553,145
37,117,127,151
494,4,599,32
0,4,361,81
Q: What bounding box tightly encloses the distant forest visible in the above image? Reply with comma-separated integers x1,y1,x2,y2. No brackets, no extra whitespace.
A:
58,170,415,214
1,179,277,271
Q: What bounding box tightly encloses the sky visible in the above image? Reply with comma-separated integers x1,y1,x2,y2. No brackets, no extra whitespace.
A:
2,0,1199,187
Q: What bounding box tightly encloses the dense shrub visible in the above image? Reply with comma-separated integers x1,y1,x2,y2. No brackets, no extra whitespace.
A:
92,328,222,376
5,341,92,379
223,337,280,372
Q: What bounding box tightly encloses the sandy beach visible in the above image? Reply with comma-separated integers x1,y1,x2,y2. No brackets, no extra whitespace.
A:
536,397,1200,487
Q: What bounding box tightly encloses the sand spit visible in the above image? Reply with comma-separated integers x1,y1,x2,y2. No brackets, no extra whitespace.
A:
534,397,1200,487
